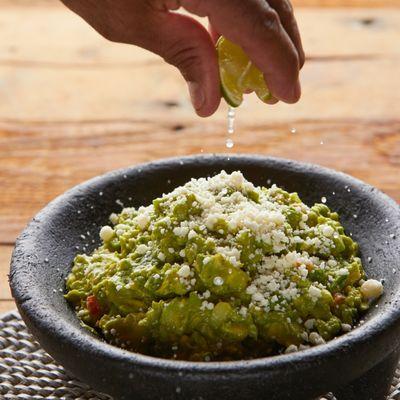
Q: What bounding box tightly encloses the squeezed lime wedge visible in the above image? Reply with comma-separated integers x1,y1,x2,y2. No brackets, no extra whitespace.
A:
217,37,271,107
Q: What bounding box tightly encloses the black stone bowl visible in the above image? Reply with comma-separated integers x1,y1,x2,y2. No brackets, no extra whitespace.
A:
9,155,400,400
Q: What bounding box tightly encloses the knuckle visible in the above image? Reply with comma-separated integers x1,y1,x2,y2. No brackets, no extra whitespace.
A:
280,0,294,17
268,0,294,19
264,8,281,31
163,41,201,77
252,8,281,39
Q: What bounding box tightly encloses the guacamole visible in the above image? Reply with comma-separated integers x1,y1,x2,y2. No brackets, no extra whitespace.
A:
65,171,383,360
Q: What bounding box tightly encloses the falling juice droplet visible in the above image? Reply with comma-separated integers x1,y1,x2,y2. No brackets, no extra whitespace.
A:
320,140,324,145
227,107,235,135
226,106,235,149
226,138,234,149
290,128,297,134
321,196,327,203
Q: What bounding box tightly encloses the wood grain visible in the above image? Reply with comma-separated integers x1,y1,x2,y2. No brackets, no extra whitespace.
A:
0,8,399,123
1,118,399,244
1,7,399,67
2,58,399,122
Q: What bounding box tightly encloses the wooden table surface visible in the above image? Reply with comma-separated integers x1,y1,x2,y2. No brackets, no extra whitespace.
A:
1,0,399,314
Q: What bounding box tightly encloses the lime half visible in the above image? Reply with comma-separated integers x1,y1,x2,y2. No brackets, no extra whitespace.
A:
217,37,271,107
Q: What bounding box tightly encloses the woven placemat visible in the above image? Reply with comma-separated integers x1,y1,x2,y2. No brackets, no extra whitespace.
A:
0,311,399,400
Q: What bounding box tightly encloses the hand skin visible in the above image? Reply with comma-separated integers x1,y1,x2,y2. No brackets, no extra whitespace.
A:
60,0,305,117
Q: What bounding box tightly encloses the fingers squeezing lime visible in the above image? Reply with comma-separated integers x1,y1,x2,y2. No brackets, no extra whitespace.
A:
217,37,271,107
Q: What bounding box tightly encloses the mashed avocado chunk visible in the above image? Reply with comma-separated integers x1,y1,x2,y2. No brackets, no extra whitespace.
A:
65,171,382,360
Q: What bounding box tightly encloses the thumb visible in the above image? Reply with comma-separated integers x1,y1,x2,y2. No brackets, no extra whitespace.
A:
144,12,221,117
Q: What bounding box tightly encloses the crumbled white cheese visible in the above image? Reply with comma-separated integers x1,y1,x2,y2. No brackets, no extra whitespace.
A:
230,171,244,189
304,319,315,330
188,230,197,240
203,257,211,265
238,306,248,317
321,225,334,237
99,226,114,242
341,323,352,332
173,226,189,237
109,213,119,225
200,301,215,311
360,279,383,300
178,264,191,278
136,244,148,255
134,214,150,230
308,285,322,300
285,344,298,354
336,268,349,276
309,332,325,346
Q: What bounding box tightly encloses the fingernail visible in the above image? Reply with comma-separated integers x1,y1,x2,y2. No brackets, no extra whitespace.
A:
188,81,205,112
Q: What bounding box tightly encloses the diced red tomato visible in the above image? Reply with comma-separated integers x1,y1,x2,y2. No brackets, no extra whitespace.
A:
87,295,102,319
333,293,345,305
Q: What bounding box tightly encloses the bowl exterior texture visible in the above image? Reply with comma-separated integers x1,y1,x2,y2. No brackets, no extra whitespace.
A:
10,155,400,400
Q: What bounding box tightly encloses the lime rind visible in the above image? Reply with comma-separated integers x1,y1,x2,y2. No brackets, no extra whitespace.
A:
220,83,243,108
217,37,271,107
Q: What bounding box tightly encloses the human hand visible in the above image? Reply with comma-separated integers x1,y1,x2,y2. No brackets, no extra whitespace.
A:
60,0,305,117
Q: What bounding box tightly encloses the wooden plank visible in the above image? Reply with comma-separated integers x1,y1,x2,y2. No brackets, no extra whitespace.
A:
0,57,399,121
0,7,399,122
0,8,399,68
0,119,399,243
0,246,13,299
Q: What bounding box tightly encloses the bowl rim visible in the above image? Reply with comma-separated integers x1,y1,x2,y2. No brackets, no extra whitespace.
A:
10,154,400,374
